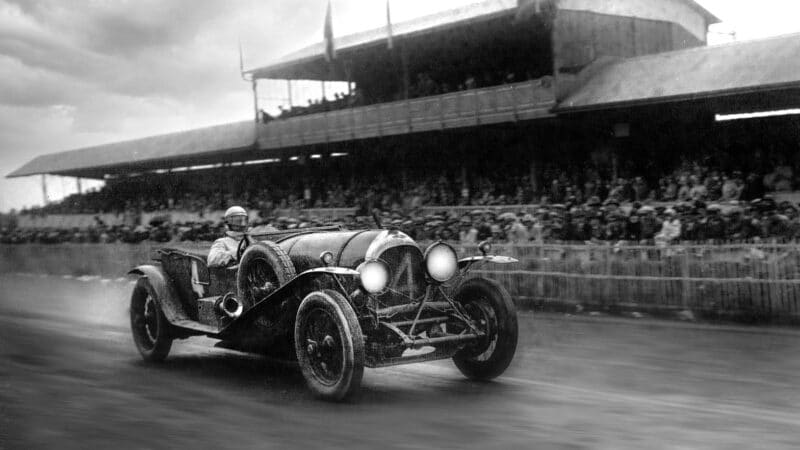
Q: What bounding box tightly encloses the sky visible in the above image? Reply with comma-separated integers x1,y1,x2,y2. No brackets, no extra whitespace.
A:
1,0,799,213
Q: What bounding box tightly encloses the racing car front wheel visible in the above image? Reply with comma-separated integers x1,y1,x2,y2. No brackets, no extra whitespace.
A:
452,277,518,381
294,290,364,402
130,277,173,362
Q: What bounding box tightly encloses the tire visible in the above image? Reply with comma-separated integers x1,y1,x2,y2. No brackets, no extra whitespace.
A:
237,241,296,310
294,290,365,401
130,277,173,362
452,277,518,381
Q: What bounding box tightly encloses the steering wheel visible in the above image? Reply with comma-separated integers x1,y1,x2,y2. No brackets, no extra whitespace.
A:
236,235,251,262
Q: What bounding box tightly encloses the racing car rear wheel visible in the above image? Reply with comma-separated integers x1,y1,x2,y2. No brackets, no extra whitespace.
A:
452,277,518,381
237,241,296,309
294,290,364,401
130,277,173,362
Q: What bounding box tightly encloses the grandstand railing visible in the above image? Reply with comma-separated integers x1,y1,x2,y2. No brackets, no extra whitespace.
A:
257,78,555,149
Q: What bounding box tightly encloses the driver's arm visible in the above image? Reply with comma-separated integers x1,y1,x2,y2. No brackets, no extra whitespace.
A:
207,239,235,268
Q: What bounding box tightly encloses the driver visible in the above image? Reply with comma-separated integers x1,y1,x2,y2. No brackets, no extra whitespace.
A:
208,206,249,268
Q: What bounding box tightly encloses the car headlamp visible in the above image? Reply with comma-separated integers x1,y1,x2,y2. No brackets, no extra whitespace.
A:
424,242,458,282
357,260,390,294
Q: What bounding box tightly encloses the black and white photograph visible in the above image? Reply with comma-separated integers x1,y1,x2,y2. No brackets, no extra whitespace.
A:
1,0,799,448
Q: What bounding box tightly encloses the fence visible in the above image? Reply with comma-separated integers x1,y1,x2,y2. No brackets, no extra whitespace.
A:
450,243,800,323
1,242,799,323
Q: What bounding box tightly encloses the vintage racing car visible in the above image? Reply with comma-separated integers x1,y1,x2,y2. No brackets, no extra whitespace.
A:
128,224,519,401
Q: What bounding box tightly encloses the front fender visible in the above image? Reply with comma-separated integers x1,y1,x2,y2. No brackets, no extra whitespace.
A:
220,267,360,335
458,255,519,270
128,265,191,325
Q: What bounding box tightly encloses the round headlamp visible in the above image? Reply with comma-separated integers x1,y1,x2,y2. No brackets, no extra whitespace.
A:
424,242,458,282
357,260,390,294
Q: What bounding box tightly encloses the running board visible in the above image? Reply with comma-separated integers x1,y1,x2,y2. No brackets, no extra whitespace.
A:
407,333,482,350
172,319,220,336
366,346,458,368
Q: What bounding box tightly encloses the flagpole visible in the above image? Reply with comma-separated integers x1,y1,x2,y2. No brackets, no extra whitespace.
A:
324,0,336,63
386,0,394,51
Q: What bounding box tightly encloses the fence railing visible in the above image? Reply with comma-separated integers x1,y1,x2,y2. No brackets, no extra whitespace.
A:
450,243,800,322
1,242,799,323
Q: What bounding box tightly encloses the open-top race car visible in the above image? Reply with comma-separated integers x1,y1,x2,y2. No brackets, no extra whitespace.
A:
128,223,519,401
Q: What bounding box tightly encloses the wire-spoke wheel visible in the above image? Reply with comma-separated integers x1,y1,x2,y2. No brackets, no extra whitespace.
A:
452,277,518,381
295,290,364,401
237,242,296,310
130,277,172,362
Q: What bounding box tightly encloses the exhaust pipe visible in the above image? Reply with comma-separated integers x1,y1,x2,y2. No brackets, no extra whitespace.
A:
217,294,243,319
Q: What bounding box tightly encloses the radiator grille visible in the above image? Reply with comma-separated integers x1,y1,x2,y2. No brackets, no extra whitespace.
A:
376,245,426,307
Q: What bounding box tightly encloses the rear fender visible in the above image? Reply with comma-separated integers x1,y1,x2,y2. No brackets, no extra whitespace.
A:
128,265,191,325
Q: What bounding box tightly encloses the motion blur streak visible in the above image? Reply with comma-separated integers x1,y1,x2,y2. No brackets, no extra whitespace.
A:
1,273,798,449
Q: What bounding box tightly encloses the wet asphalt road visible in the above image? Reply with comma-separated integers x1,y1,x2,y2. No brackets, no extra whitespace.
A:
0,273,799,449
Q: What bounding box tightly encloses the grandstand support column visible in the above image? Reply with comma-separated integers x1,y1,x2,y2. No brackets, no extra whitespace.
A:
41,175,48,205
287,80,293,108
461,166,468,199
76,178,82,195
252,79,259,123
529,159,538,195
400,41,410,100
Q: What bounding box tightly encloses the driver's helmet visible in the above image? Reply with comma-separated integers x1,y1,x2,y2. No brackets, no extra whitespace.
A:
224,206,249,233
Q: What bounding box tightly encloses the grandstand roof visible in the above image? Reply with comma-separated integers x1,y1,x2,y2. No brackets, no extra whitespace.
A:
7,121,256,179
247,0,519,81
247,0,718,81
557,33,800,113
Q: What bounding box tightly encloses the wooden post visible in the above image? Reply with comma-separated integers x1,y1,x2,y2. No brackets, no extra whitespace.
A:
681,250,691,314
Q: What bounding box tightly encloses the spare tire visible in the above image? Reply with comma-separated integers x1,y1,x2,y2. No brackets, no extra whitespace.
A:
237,241,297,310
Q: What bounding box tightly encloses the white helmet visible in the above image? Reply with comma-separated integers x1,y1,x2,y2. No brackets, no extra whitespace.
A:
224,206,248,233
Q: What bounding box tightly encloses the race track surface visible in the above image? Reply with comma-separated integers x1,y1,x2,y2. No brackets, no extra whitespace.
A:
0,273,798,449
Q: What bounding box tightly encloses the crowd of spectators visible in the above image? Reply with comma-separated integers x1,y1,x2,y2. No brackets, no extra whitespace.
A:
9,158,800,246
4,195,800,246
21,159,796,216
260,69,543,122
263,89,365,123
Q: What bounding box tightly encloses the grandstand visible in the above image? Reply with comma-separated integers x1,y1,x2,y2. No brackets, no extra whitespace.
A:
7,0,800,241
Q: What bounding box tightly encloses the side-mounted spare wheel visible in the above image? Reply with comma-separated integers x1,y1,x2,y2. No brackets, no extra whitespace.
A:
294,290,365,401
130,277,173,362
452,277,518,381
237,241,297,310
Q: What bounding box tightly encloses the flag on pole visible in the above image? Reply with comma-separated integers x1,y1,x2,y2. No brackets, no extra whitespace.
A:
386,0,394,50
324,0,336,62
